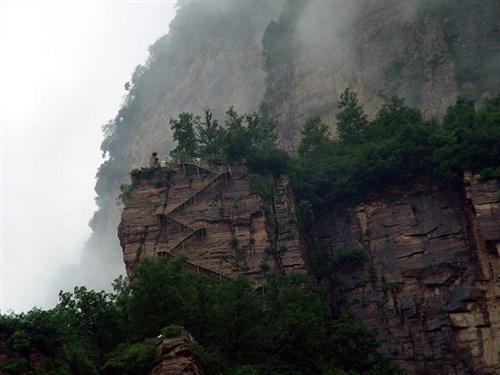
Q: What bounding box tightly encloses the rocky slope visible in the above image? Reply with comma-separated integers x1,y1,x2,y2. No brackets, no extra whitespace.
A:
314,176,500,374
118,159,306,281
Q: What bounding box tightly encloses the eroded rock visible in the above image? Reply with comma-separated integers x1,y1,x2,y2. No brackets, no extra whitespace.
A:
317,177,500,374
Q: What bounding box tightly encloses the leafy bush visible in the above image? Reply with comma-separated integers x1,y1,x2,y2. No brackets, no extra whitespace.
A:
117,183,133,205
292,92,500,213
478,167,500,182
101,339,157,375
0,357,28,373
161,324,185,337
0,256,400,375
130,167,158,186
248,173,272,199
259,261,270,272
9,329,30,351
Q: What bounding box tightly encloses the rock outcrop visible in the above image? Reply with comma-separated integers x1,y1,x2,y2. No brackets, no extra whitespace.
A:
315,176,500,374
264,0,500,151
148,333,205,375
118,159,306,280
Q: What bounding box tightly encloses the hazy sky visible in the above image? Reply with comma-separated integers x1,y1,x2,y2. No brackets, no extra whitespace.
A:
1,0,177,312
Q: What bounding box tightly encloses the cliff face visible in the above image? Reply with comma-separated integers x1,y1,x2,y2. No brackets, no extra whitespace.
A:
148,333,205,375
315,176,500,374
97,1,500,234
94,1,282,234
118,160,306,280
92,3,500,372
263,0,500,151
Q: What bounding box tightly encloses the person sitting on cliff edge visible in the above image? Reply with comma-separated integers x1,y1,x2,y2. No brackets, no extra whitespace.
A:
150,152,160,168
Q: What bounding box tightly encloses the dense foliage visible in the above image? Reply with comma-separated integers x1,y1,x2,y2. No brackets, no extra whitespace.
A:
292,91,500,214
170,107,290,176
0,257,399,374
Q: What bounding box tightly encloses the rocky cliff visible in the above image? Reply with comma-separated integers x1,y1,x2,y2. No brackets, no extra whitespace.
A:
262,0,500,151
148,332,205,375
118,159,306,281
96,0,500,234
94,1,282,234
85,2,500,373
314,176,500,374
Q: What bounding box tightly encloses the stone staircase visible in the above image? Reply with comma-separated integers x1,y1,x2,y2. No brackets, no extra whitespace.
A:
158,251,230,281
167,171,229,215
156,157,231,281
164,223,206,254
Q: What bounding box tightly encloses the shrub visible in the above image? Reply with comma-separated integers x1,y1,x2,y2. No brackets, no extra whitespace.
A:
161,324,185,338
0,358,28,373
248,173,272,199
117,183,133,205
101,339,157,375
230,235,239,249
130,167,157,186
478,167,500,182
259,261,271,272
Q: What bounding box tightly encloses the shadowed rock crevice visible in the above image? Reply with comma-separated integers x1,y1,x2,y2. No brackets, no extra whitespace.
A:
315,176,500,374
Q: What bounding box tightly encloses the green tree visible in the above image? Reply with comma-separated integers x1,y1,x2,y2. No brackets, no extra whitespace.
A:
56,286,125,363
197,108,224,157
433,95,500,180
367,97,423,141
298,117,331,156
336,89,368,144
244,112,277,150
126,257,199,339
442,96,476,131
170,112,199,157
263,273,331,372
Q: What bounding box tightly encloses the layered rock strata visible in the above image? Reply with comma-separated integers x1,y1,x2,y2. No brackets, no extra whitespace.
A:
316,177,500,374
148,333,205,375
118,161,306,280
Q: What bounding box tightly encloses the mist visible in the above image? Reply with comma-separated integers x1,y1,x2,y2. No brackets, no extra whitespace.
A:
1,1,177,312
3,0,497,313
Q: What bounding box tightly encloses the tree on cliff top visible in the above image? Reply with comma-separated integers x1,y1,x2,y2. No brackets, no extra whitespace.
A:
336,89,368,145
169,112,199,158
169,107,286,175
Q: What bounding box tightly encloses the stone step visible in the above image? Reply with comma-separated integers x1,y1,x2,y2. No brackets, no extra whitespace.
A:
157,250,229,281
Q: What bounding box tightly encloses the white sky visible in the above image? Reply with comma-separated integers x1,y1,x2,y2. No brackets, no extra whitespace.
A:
0,0,177,312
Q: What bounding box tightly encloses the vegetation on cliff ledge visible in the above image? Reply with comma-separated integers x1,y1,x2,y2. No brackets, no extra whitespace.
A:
169,107,290,177
292,92,500,214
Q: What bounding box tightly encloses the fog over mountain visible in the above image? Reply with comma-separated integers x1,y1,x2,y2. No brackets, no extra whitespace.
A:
1,1,176,312
2,0,498,313
56,0,500,310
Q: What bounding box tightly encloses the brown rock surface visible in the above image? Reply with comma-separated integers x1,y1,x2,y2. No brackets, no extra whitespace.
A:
316,177,500,374
119,160,307,280
148,333,205,375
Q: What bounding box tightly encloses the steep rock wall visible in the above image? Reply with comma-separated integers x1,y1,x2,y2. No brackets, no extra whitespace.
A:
148,333,205,375
118,162,306,280
94,2,282,234
315,177,500,374
94,0,499,256
263,0,500,151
